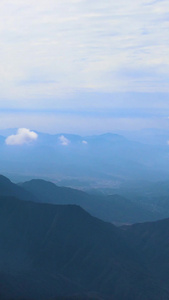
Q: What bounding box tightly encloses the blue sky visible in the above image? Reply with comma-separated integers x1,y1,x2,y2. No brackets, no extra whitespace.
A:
0,0,169,133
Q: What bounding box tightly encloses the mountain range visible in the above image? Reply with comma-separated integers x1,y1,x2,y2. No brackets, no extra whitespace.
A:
0,129,169,185
0,175,169,299
0,175,167,225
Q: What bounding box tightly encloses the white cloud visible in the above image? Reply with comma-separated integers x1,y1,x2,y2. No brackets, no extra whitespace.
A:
5,128,38,145
59,135,70,146
82,140,88,144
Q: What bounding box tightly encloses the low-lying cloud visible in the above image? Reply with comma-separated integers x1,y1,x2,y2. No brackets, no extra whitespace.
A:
59,135,70,146
6,128,38,145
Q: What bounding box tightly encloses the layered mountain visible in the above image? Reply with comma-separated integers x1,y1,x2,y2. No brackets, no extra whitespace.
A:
0,195,169,300
97,179,169,219
20,178,168,224
0,174,166,224
1,130,169,182
0,174,37,202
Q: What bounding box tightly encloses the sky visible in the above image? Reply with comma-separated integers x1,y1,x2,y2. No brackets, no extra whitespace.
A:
0,0,169,133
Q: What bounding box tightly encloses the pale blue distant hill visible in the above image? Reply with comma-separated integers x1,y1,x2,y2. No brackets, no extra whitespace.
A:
1,129,169,183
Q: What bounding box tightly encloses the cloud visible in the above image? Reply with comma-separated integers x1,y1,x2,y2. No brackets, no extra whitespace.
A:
59,135,70,146
82,140,88,144
5,128,38,145
0,0,169,133
0,0,168,111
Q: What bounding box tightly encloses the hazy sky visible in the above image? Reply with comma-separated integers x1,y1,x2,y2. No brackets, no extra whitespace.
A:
0,0,169,133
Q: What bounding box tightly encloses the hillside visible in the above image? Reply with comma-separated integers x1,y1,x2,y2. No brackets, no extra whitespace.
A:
20,178,165,224
0,174,165,224
123,217,169,289
0,195,168,300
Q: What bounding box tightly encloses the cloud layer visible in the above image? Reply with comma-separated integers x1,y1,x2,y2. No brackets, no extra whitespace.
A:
5,128,38,145
0,0,169,110
0,0,169,133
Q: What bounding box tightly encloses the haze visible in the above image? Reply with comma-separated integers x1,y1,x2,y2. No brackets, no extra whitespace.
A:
0,0,169,133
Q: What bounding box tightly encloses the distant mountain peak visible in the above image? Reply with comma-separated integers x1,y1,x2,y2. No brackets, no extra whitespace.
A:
0,174,12,184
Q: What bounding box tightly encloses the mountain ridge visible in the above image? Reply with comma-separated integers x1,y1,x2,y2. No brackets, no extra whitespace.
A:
0,194,169,299
19,177,166,224
0,174,165,225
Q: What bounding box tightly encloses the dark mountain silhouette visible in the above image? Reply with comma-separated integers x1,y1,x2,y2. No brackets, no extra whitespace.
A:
0,174,165,224
0,195,168,300
123,217,169,290
19,178,164,224
0,174,37,202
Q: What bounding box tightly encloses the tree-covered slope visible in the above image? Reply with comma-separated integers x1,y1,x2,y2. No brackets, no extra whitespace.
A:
0,196,167,300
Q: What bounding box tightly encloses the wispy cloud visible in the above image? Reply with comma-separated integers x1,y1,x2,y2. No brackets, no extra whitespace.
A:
5,128,38,145
0,0,169,110
59,135,70,146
